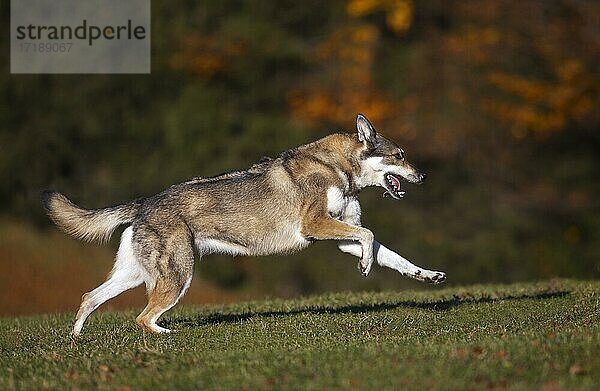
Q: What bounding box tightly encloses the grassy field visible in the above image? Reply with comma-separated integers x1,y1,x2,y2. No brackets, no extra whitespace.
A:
1,280,598,390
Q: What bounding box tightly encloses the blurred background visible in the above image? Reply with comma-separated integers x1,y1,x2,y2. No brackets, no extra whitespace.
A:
1,0,598,316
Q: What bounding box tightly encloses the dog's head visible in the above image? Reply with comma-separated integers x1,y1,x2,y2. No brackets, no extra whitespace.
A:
354,114,426,199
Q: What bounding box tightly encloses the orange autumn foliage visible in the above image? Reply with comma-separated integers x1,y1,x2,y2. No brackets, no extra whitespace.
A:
286,0,413,125
169,33,245,78
288,24,401,125
347,0,413,34
484,61,597,137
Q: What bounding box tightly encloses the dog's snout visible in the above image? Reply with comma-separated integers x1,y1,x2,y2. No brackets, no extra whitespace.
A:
407,172,427,184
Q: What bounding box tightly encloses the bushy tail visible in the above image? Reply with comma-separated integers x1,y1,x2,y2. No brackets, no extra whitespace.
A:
41,191,143,243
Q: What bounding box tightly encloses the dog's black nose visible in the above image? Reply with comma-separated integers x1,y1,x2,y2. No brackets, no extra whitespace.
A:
420,173,427,182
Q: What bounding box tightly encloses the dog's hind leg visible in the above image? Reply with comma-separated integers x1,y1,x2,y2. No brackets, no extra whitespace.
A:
135,239,194,334
73,227,146,336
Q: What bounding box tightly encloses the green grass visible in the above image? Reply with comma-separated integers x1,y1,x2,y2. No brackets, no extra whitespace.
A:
1,280,598,390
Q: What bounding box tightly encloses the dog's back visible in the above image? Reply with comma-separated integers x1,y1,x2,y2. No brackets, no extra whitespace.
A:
134,163,308,257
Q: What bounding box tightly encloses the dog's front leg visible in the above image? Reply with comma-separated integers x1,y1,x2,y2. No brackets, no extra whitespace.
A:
375,243,446,283
336,199,445,282
338,241,446,283
302,216,375,276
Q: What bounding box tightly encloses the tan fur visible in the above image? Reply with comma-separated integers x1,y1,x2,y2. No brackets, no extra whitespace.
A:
42,191,141,243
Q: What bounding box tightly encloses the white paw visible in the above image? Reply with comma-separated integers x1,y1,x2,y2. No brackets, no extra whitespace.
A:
149,324,172,333
72,323,84,337
417,270,446,284
358,258,374,277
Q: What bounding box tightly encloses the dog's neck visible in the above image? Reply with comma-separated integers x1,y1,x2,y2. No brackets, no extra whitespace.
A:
314,133,370,195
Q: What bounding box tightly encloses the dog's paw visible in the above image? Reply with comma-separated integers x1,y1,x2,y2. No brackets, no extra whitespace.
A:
358,258,374,277
423,271,446,284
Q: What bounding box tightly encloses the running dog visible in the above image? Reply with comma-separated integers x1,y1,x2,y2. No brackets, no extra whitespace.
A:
43,114,446,336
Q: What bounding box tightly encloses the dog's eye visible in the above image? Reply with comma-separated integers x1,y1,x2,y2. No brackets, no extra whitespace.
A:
394,150,405,160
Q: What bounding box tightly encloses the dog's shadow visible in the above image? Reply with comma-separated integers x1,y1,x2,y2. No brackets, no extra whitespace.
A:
164,289,570,329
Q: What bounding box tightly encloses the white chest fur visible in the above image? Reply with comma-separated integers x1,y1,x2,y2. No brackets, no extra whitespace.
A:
326,186,362,225
326,187,351,219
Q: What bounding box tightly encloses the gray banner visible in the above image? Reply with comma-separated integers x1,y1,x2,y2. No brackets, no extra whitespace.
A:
11,0,150,74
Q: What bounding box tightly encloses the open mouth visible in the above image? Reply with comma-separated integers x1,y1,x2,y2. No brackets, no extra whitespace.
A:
383,173,406,199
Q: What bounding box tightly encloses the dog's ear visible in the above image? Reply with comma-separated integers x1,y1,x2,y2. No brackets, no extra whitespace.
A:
356,114,377,149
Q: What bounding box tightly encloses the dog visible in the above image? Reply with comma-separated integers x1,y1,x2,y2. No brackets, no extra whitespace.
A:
43,114,446,336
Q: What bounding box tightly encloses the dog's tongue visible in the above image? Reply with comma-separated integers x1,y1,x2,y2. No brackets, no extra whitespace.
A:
389,175,401,189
